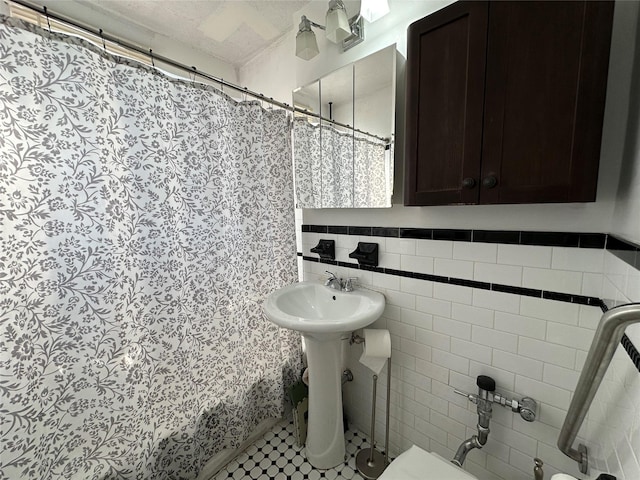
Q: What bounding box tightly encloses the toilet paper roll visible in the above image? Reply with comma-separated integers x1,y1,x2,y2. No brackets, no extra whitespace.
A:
550,474,579,480
359,328,391,375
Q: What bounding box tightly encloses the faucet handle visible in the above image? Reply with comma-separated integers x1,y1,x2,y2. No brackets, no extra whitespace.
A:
477,375,496,392
324,271,336,285
343,277,358,292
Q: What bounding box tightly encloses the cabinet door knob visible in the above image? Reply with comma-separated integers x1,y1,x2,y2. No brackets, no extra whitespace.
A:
482,176,498,189
462,177,476,189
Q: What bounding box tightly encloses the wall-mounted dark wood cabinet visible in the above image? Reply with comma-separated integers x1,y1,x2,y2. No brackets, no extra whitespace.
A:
404,1,614,206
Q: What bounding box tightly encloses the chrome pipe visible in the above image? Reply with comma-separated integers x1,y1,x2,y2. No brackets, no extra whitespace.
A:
451,435,482,467
384,354,391,464
368,374,378,463
558,302,640,474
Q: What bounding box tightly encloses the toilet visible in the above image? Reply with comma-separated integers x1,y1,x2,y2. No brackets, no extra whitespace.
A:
379,445,478,480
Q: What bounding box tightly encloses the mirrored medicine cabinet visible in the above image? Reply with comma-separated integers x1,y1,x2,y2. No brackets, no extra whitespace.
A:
292,44,396,208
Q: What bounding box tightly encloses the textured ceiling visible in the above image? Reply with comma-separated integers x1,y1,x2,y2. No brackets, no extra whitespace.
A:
75,0,315,68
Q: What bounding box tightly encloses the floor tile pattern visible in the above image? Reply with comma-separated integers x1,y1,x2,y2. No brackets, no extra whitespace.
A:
213,420,371,480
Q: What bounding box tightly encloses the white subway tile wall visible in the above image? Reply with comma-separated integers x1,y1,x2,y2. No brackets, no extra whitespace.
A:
300,234,640,480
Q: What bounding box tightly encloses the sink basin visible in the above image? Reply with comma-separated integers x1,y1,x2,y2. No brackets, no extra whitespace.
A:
263,281,385,469
263,281,385,338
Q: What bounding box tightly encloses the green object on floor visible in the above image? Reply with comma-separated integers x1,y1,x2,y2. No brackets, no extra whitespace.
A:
288,380,309,446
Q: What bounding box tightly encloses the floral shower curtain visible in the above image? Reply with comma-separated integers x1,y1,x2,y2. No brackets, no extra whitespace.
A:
292,117,390,208
0,16,301,480
353,133,392,208
321,125,355,208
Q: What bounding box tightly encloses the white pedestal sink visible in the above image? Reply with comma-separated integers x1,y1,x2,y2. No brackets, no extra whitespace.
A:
263,281,385,469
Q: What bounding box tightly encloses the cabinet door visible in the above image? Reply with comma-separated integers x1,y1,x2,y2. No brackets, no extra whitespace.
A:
480,1,614,204
404,1,488,206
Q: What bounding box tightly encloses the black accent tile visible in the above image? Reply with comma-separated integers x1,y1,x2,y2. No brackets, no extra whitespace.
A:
308,225,328,233
302,256,318,262
570,294,594,306
413,272,449,283
432,229,472,241
349,226,372,236
606,235,639,268
472,230,520,244
492,283,543,298
318,258,337,266
621,334,640,373
520,231,580,247
578,233,607,249
606,235,638,251
399,228,433,239
384,268,413,278
543,291,573,303
359,264,384,273
301,225,311,232
449,277,491,290
372,227,400,237
337,261,358,269
327,225,349,234
571,295,593,305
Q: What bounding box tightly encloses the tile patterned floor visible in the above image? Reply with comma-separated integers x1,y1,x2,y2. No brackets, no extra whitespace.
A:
213,420,371,480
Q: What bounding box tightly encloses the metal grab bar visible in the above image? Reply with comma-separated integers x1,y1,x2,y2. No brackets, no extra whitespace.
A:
558,302,640,474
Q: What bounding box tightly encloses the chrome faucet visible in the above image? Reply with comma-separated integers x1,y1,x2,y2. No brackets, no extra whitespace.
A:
324,271,342,290
324,271,357,292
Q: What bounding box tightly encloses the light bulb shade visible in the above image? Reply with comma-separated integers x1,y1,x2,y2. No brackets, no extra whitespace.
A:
296,29,319,60
325,1,351,43
360,0,389,23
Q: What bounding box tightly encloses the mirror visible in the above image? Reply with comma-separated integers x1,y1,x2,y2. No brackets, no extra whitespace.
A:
321,64,354,208
292,81,321,207
293,45,396,208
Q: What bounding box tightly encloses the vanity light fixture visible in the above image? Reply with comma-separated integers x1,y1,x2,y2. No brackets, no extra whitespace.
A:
295,0,389,60
296,16,321,60
325,0,351,43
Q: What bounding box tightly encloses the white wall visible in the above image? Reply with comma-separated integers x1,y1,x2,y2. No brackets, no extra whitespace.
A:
241,1,638,233
611,2,640,245
22,0,239,84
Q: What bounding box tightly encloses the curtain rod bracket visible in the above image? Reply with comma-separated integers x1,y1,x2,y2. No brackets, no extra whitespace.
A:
43,5,51,32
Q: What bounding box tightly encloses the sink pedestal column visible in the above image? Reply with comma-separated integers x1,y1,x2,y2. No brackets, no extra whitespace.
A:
304,334,345,469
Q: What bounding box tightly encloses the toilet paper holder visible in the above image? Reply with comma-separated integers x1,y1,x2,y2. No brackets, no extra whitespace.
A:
350,331,391,479
350,333,365,345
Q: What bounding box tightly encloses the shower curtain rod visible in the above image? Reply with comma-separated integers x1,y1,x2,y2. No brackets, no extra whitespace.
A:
8,0,390,144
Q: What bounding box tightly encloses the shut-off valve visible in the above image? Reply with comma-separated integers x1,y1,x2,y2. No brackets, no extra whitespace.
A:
451,375,537,467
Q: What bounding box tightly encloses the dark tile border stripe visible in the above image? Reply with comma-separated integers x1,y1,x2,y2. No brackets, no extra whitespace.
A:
300,255,601,306
303,225,607,248
621,334,640,374
606,235,640,270
299,228,640,372
298,253,636,372
303,225,638,269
